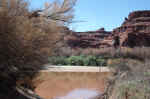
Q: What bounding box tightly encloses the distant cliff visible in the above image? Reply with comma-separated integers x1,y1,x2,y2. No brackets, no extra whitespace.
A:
65,10,150,48
65,28,112,48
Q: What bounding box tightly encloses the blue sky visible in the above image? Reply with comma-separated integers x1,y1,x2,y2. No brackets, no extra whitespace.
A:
30,0,150,32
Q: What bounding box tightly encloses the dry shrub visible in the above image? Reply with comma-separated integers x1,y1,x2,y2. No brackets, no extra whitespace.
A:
0,0,76,98
41,0,76,25
113,47,150,60
109,80,150,99
59,47,117,57
82,48,115,57
103,57,150,99
68,47,150,60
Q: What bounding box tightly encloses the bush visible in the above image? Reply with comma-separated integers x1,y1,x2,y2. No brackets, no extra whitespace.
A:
66,55,84,65
48,56,67,65
64,47,150,61
0,0,76,98
104,56,150,99
48,55,107,66
112,80,150,99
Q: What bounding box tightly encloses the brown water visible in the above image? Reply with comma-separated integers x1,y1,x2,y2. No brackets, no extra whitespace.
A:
35,72,111,99
54,88,101,99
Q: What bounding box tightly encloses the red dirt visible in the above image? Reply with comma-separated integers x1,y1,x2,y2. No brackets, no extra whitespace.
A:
34,72,111,99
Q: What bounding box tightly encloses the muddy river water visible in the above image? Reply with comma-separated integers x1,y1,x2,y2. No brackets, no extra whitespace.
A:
35,72,110,99
54,88,101,99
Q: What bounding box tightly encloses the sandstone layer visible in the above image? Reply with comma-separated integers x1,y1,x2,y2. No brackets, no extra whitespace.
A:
65,10,150,48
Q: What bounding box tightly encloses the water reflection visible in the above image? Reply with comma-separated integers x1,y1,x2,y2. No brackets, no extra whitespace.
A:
54,88,101,99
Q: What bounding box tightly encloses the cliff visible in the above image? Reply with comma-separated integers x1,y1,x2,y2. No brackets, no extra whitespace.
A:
65,28,112,48
113,10,150,47
65,10,150,48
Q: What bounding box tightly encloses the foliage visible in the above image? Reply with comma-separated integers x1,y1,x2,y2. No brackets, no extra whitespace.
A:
61,47,150,61
67,55,84,65
48,55,107,66
0,0,76,98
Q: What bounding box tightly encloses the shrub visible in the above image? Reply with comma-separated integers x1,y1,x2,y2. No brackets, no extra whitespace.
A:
113,80,150,99
71,47,150,61
66,55,84,65
0,0,76,98
48,55,107,66
48,56,67,65
104,57,150,99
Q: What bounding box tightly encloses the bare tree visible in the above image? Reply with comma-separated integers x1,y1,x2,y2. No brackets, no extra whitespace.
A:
30,0,76,25
0,0,76,99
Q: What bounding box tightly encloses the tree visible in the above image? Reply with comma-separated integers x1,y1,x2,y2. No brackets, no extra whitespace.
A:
0,0,76,98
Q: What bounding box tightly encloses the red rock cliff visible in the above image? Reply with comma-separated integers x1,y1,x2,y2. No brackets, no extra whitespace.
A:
65,28,112,48
112,10,150,47
66,10,150,48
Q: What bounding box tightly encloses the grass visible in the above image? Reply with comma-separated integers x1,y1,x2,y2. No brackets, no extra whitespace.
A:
103,47,150,99
115,80,150,99
59,47,150,60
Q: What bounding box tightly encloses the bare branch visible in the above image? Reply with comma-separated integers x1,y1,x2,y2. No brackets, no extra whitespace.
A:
39,0,77,25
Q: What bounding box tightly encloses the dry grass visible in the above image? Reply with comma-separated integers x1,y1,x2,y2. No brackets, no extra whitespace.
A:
60,47,150,61
104,55,150,99
109,80,150,99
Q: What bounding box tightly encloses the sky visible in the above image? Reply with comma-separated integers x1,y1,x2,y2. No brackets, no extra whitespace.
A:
29,0,150,32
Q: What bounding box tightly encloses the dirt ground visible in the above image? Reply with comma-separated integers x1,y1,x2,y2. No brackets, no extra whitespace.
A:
34,72,111,99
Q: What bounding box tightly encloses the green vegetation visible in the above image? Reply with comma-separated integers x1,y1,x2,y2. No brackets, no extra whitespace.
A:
48,55,107,66
49,47,150,67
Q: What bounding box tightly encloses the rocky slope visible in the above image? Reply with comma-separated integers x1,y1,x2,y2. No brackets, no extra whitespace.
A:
112,10,150,47
65,28,112,48
66,10,150,48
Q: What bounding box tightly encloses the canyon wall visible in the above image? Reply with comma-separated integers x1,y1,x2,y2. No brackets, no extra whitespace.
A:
66,10,150,48
113,10,150,47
